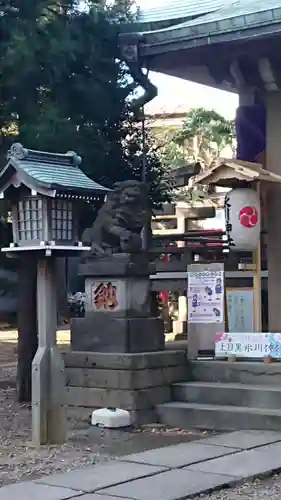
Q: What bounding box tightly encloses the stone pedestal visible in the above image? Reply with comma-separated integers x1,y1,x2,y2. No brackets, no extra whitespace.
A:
71,254,165,353
64,349,188,423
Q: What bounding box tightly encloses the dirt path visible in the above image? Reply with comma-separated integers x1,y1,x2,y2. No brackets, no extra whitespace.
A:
0,329,70,366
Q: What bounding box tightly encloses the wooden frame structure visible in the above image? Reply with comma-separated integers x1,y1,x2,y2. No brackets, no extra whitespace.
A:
195,158,281,333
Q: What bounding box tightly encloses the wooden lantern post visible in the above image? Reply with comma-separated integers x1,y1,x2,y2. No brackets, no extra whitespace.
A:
252,181,262,332
0,143,107,445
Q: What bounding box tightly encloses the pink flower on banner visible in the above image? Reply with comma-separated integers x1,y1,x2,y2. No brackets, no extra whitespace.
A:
273,333,281,342
215,333,224,342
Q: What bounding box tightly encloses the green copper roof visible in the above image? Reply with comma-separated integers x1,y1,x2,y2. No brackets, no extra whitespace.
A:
3,143,107,198
138,0,230,24
174,0,281,31
139,0,281,53
18,159,106,192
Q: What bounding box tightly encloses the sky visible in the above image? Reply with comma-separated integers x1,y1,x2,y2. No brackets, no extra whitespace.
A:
138,0,238,120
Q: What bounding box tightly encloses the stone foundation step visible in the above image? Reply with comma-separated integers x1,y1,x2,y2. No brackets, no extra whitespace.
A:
157,402,281,431
173,381,281,410
190,361,281,385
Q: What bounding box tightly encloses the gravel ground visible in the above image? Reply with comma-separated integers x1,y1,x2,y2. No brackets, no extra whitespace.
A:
195,475,281,499
5,333,281,497
2,382,281,500
0,334,214,487
0,387,111,486
0,386,212,487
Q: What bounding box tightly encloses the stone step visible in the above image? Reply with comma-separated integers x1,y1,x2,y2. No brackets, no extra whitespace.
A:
190,360,281,385
157,401,281,431
173,381,281,410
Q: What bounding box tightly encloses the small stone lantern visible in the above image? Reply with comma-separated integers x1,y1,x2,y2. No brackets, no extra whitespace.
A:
0,142,108,445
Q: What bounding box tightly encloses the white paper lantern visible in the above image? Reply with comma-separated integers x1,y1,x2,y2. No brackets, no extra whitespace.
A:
225,188,260,251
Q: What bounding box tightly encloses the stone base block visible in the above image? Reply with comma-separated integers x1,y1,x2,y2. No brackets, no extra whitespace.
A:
79,253,155,277
71,314,164,353
64,349,187,424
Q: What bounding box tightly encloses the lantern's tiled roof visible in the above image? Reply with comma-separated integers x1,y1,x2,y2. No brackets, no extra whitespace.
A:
18,159,106,192
3,143,108,198
195,158,281,187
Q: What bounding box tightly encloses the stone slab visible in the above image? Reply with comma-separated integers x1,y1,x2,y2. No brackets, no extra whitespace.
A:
122,442,238,468
63,350,186,370
156,401,281,431
71,314,164,353
79,254,155,277
165,341,188,352
201,430,281,449
98,469,235,500
187,441,281,478
190,360,281,386
65,364,187,390
65,385,171,410
78,496,128,500
0,482,80,500
36,461,167,492
175,381,281,410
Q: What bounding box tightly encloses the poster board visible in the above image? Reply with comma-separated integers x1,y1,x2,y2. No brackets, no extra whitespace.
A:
187,263,225,358
226,288,254,333
187,268,224,324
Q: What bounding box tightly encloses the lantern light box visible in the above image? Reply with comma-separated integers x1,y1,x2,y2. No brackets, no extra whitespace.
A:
225,188,261,252
0,143,108,253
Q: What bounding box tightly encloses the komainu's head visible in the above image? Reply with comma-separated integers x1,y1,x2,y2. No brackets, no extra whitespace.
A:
109,180,149,231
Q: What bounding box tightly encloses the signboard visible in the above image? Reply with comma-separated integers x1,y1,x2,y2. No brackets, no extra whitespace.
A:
226,288,254,333
188,269,224,324
215,332,281,359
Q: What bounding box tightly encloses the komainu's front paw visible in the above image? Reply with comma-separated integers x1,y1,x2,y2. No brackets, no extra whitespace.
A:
120,232,142,252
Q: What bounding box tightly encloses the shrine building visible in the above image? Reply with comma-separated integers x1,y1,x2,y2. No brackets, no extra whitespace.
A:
122,0,281,332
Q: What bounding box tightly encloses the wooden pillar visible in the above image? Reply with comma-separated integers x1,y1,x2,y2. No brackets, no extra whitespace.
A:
32,257,66,445
266,92,281,330
17,255,38,402
253,182,262,332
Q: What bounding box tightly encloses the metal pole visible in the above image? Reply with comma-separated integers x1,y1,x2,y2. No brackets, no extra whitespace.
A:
140,106,151,252
141,106,146,184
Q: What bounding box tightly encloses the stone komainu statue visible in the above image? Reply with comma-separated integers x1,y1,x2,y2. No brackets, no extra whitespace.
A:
83,180,149,257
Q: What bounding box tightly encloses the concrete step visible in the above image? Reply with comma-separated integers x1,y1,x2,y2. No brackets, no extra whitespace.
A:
157,401,281,431
173,381,281,410
191,360,281,386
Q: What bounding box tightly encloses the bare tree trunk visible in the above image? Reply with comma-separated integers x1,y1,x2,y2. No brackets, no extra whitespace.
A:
17,256,38,403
